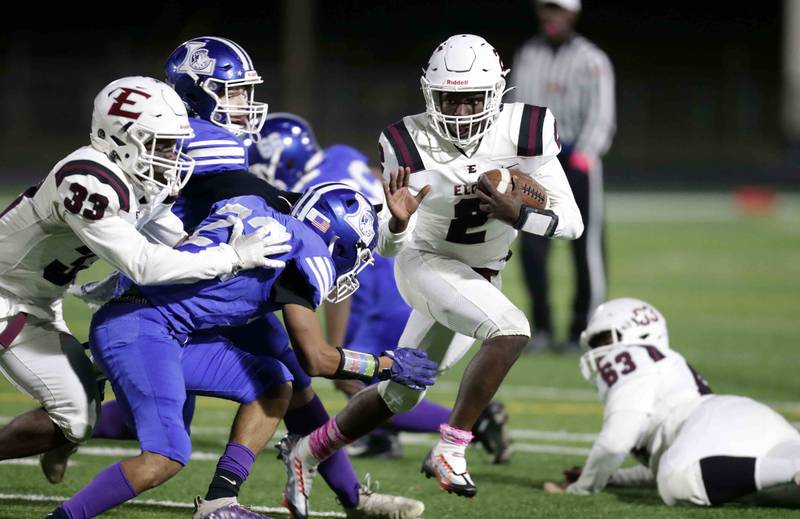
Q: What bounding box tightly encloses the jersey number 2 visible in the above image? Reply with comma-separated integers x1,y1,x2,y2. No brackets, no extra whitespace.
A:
445,198,488,244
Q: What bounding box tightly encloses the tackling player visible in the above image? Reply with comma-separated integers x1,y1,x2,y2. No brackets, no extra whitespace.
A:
47,185,436,519
0,76,289,472
63,38,425,519
251,113,511,464
543,298,800,508
280,33,583,501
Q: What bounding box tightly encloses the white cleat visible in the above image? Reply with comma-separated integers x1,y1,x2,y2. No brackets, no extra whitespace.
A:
421,444,477,498
344,474,425,519
277,434,317,519
192,496,273,519
40,442,78,484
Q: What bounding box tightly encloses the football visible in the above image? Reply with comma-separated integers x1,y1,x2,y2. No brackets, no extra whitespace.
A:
479,168,549,209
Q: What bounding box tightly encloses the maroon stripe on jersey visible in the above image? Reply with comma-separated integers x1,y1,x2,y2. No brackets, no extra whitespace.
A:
383,121,424,172
0,312,27,349
517,104,547,157
0,182,42,219
55,160,131,212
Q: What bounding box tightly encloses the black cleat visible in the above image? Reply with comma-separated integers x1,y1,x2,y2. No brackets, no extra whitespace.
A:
346,430,403,459
472,400,512,464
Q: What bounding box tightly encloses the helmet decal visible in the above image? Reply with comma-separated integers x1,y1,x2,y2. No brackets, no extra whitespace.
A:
178,42,217,76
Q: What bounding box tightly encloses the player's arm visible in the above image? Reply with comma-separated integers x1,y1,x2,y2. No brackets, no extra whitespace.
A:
324,298,352,349
522,157,583,240
564,409,649,495
58,173,287,285
489,107,582,239
376,133,428,257
607,465,655,488
139,202,187,247
283,303,436,390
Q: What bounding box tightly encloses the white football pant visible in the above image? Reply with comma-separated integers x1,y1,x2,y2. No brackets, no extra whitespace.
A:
378,247,530,413
657,395,800,506
0,295,99,444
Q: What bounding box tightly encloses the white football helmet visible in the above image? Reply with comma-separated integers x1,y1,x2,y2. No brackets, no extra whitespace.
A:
421,34,510,147
579,298,670,383
90,76,195,201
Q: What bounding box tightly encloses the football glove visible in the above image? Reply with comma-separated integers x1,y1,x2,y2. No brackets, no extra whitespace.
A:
380,348,438,390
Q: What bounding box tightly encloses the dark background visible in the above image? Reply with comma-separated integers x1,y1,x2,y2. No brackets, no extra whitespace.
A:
0,0,792,189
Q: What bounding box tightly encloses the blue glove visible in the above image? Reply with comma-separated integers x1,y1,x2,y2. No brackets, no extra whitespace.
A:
380,348,438,390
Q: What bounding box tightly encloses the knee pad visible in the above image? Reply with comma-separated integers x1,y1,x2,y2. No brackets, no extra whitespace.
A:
482,307,530,340
378,380,426,414
57,419,94,444
48,390,100,444
140,427,192,466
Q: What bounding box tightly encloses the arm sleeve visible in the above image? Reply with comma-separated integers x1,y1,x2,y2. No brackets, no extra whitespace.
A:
180,170,301,215
66,212,240,285
566,409,650,495
270,262,316,310
575,51,616,158
139,204,187,247
512,108,583,240
608,465,656,488
376,132,417,257
517,158,583,240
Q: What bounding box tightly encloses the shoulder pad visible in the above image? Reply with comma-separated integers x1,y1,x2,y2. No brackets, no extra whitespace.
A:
516,104,550,157
55,159,131,213
186,118,247,174
289,225,336,308
380,118,425,173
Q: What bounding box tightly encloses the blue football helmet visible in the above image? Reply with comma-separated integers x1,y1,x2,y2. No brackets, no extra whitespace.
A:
248,112,321,190
165,36,268,138
292,182,378,302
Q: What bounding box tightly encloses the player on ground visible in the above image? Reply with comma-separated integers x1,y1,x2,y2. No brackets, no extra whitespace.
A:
251,113,511,463
543,298,800,507
47,185,436,519
0,76,289,471
280,33,583,501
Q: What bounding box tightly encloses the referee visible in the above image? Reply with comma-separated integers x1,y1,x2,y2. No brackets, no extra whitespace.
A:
510,0,616,352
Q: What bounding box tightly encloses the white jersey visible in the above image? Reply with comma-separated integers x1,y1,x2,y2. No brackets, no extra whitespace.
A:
0,146,240,320
569,343,712,495
377,102,583,270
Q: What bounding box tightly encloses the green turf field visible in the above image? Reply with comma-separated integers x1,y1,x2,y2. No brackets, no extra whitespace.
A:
0,190,798,518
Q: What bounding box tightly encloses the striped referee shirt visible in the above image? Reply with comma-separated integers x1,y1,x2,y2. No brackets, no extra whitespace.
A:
510,34,616,158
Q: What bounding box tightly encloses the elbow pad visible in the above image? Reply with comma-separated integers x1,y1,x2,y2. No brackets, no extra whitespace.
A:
513,205,558,238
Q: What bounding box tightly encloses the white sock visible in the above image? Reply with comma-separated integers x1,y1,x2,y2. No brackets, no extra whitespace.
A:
756,440,800,490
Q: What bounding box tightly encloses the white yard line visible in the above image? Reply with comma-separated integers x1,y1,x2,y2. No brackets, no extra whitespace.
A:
0,493,346,517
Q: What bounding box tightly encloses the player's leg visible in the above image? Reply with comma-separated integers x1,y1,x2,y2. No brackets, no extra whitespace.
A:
519,233,554,351
50,303,190,518
0,313,99,462
564,160,606,348
658,395,800,507
291,250,522,497
181,334,292,518
393,249,525,495
235,319,424,519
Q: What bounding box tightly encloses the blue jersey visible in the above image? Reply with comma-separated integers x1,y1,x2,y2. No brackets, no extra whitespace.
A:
173,118,250,226
298,145,411,353
185,118,248,176
139,195,335,336
298,145,384,204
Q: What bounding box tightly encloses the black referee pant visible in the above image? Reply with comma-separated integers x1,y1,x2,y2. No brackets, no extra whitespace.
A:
520,151,607,344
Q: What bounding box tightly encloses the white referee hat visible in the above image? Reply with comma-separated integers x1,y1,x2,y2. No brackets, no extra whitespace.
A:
537,0,581,12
